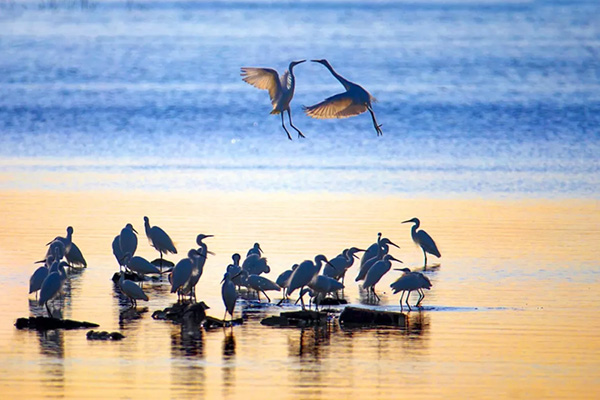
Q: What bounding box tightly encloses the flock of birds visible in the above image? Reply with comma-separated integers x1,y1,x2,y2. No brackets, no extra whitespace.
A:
241,59,383,140
29,216,441,321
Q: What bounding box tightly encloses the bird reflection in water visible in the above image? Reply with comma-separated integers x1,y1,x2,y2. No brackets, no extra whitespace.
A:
170,324,206,398
37,329,66,395
222,329,236,397
288,324,333,360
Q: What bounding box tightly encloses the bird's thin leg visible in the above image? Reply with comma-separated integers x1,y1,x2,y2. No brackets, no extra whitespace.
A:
417,289,425,307
287,109,305,138
399,291,405,312
223,311,227,323
423,249,428,270
367,105,383,136
45,302,53,319
300,287,306,310
281,113,292,140
406,291,412,311
263,291,271,303
372,287,380,302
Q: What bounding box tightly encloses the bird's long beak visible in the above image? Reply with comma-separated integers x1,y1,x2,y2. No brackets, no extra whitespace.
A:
389,240,400,249
401,219,412,224
35,259,46,264
258,245,263,255
352,253,360,259
297,60,306,64
207,250,216,256
389,255,403,263
132,227,138,234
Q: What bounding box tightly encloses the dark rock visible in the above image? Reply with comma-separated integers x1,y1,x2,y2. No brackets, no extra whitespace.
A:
339,306,406,326
111,271,141,283
152,301,210,324
86,330,126,340
203,316,244,329
318,297,348,306
261,310,328,327
15,317,99,331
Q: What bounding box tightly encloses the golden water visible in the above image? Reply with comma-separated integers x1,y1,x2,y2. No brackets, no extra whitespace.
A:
0,190,598,399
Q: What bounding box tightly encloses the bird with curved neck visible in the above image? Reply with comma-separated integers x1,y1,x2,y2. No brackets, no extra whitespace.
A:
241,60,306,140
402,217,441,269
304,59,382,136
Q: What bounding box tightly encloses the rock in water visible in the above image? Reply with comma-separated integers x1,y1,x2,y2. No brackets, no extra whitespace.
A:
338,306,406,326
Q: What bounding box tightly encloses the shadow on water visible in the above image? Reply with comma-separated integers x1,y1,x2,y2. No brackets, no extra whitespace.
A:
222,329,236,397
288,324,334,360
170,324,206,398
37,329,66,395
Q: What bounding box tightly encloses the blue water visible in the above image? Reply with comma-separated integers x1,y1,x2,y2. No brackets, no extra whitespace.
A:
1,0,599,196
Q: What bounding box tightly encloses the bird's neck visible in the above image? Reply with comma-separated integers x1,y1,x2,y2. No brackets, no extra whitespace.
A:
324,63,351,90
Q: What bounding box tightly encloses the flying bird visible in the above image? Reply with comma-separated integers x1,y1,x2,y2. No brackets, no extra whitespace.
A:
304,59,382,136
241,60,306,140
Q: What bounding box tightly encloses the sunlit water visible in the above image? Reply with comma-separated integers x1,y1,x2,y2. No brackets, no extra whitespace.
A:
1,0,600,399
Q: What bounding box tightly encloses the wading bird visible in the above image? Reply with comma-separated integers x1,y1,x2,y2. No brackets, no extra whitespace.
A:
38,261,67,318
118,272,148,309
246,242,262,257
119,223,138,260
29,265,49,300
246,274,280,303
287,255,330,310
170,250,201,302
47,226,73,253
402,217,441,269
304,59,382,136
390,267,432,311
362,254,403,301
276,264,298,299
221,270,239,322
308,275,344,309
144,216,177,268
241,60,306,140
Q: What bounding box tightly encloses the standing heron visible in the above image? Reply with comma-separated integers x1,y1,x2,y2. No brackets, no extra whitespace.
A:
276,264,298,299
241,60,306,140
390,267,432,311
246,274,281,303
144,216,177,268
362,254,402,302
246,242,262,257
304,59,382,136
47,226,73,253
308,275,344,309
287,255,330,310
38,262,67,318
118,272,149,309
402,217,441,269
221,270,238,322
119,223,138,259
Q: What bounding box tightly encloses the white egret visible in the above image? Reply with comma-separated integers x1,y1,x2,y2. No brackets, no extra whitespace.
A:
304,59,382,136
308,275,344,309
227,253,245,288
242,253,270,276
402,217,441,269
65,241,87,268
241,60,307,140
144,216,177,269
118,272,149,308
38,262,67,318
47,226,73,253
29,265,49,300
170,250,200,301
287,255,330,310
390,268,432,311
246,274,280,303
112,235,125,270
124,254,161,281
276,264,298,299
246,242,262,257
119,223,138,259
221,271,238,322
362,254,403,301
324,247,364,283
355,241,395,282
360,233,399,271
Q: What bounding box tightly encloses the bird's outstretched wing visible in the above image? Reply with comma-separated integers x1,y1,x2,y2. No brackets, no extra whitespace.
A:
240,67,281,103
303,92,368,119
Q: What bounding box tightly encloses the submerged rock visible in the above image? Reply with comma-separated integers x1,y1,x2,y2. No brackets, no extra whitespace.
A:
261,310,328,327
338,306,406,326
15,316,99,330
152,301,210,324
203,316,244,329
86,330,125,340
